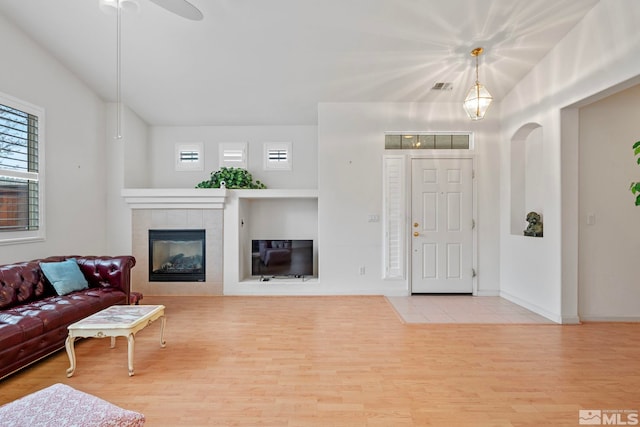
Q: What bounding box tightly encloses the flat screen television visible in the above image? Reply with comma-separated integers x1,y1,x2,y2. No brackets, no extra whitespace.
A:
251,239,313,278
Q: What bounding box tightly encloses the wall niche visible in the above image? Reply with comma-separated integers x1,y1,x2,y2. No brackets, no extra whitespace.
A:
510,123,544,236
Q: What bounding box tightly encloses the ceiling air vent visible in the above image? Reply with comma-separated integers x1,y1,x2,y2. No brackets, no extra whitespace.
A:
431,82,453,91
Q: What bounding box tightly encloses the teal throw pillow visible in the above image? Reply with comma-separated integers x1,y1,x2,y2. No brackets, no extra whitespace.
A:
40,258,89,296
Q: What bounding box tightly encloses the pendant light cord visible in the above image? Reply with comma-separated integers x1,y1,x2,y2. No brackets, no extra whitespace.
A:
475,54,479,84
475,55,480,116
115,0,123,139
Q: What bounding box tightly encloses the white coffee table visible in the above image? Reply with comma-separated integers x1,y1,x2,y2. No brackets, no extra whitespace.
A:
65,304,166,377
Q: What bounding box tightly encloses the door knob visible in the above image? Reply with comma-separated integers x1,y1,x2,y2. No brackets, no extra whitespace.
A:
413,231,419,237
413,222,419,228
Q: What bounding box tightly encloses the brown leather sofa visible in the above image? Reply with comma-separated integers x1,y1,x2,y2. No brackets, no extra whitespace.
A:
0,255,136,380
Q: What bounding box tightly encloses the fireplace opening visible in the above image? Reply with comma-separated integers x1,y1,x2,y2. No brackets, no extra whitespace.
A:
149,229,205,282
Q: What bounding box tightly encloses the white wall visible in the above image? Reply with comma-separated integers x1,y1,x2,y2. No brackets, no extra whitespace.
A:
318,102,501,296
0,13,109,262
122,109,150,189
524,127,544,218
499,0,640,322
148,126,317,190
578,84,640,320
105,103,149,256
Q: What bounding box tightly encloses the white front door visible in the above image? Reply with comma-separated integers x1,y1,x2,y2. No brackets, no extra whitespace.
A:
411,158,473,293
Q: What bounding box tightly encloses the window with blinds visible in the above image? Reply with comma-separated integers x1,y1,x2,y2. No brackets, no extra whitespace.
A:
0,99,41,237
264,142,292,170
180,150,199,162
219,142,247,169
175,142,203,171
268,149,287,162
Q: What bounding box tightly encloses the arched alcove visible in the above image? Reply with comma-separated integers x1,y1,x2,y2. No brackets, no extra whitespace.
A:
510,123,544,236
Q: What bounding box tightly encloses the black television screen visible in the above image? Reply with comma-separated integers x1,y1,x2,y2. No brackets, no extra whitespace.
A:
252,239,313,278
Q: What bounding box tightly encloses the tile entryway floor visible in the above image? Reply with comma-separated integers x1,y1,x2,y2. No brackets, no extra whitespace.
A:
386,295,554,324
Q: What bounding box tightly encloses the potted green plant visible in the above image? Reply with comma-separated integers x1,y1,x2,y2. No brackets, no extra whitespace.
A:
630,141,640,206
196,167,266,189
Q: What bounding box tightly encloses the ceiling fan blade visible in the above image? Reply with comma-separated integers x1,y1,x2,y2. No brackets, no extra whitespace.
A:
147,0,203,20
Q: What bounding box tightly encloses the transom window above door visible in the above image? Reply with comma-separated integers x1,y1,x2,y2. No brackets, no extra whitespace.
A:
385,133,471,150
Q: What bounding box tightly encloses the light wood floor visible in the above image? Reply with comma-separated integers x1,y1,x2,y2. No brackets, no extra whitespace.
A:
0,296,638,426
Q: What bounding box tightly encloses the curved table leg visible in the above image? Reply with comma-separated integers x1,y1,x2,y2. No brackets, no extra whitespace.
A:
65,335,76,378
160,315,167,348
127,333,135,376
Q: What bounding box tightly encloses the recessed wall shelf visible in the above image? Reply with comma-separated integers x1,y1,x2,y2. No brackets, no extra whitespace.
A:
224,188,320,294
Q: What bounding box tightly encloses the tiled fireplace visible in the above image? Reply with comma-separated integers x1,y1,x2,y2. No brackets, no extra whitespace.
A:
123,189,226,296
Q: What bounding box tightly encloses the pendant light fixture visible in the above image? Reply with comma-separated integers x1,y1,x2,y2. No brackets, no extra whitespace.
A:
463,47,493,120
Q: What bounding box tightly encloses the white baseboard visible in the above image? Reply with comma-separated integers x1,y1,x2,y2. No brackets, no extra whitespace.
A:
561,315,581,325
499,290,562,324
579,316,640,322
474,290,500,297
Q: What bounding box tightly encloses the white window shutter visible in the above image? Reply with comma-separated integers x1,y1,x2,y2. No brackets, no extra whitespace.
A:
263,142,292,170
175,143,203,171
219,142,247,169
0,96,44,241
383,155,406,280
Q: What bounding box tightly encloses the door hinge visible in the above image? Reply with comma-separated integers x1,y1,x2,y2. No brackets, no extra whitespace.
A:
472,219,476,229
472,268,477,278
472,169,475,179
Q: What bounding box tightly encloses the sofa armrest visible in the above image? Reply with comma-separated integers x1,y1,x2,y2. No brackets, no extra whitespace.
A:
75,256,136,303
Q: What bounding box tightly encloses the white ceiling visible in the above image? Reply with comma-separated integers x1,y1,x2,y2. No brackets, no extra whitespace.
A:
0,0,600,126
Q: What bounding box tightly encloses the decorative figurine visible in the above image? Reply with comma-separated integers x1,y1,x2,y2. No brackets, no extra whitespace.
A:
524,211,543,237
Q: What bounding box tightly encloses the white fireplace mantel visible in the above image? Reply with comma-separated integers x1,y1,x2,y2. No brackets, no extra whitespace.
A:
121,188,227,209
